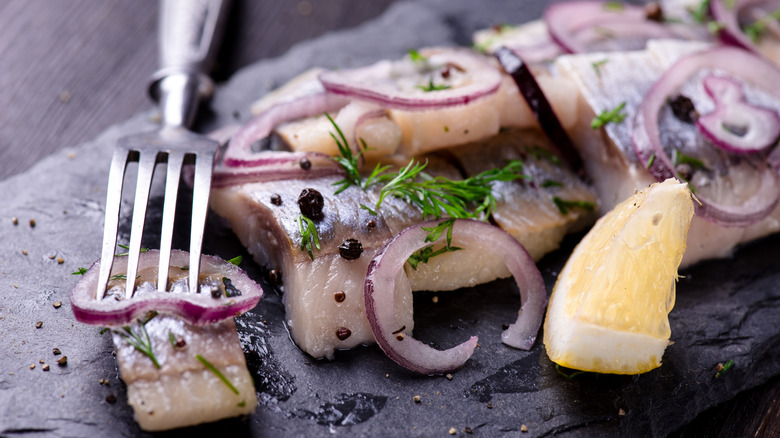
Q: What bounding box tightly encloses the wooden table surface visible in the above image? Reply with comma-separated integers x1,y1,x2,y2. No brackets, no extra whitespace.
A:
1,1,777,436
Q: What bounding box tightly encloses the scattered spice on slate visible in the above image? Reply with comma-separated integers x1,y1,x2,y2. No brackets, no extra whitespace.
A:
52,348,61,355
35,321,43,329
618,408,626,416
48,253,56,260
446,374,453,381
42,364,50,371
21,250,28,256
521,424,528,433
385,374,390,378
464,427,473,434
336,327,352,341
53,302,62,309
396,333,406,341
57,257,64,264
12,217,18,225
40,359,45,364
486,403,493,409
270,194,282,206
334,291,346,303
299,157,312,170
57,356,68,366
449,427,457,435
106,394,117,404
29,364,35,370
29,219,36,227
413,395,421,404
338,239,363,260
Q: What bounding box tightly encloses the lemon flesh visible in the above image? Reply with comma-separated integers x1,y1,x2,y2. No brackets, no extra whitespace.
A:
544,178,694,374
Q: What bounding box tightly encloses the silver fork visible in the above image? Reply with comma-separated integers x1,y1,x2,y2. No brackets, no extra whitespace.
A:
96,0,231,300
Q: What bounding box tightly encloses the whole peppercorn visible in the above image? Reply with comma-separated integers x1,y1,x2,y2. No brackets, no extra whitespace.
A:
338,239,363,260
298,188,324,220
299,157,312,170
336,327,352,341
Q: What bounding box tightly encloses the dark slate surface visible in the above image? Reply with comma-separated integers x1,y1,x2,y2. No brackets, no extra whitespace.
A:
1,1,779,437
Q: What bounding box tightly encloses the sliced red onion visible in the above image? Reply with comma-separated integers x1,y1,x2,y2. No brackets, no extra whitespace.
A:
212,151,343,188
633,47,780,227
494,46,584,175
70,250,263,326
544,1,678,53
711,0,780,53
363,219,547,374
221,91,348,168
696,75,780,153
318,48,502,111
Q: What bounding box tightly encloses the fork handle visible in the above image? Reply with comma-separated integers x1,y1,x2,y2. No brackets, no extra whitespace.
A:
148,0,231,129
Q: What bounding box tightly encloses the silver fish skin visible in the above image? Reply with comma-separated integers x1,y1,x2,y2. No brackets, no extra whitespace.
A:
113,314,257,431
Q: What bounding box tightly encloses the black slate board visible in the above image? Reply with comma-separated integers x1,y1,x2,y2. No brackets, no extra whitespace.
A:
1,1,779,437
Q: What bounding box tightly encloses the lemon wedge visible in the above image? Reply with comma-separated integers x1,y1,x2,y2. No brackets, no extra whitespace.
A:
543,178,694,374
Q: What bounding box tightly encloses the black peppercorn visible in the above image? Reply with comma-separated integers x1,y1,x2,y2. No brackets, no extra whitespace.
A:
269,269,282,285
367,219,376,228
338,239,363,260
644,2,663,21
299,157,312,170
334,291,346,303
669,95,698,124
336,327,352,341
298,188,324,220
270,194,282,206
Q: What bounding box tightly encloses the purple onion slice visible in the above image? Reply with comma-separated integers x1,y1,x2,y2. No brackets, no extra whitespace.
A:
318,47,502,111
711,0,780,55
544,1,678,54
633,47,780,227
363,219,547,375
71,250,263,326
696,75,780,154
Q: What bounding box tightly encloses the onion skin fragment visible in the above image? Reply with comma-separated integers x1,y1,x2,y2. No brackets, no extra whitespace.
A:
363,219,547,375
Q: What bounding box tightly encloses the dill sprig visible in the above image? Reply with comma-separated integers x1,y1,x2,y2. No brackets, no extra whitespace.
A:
591,59,608,78
298,215,321,260
417,76,452,92
591,102,627,129
408,219,462,269
553,197,597,215
227,255,242,266
327,113,393,195
376,159,527,221
408,48,427,63
115,311,160,369
196,354,240,395
715,359,735,378
72,267,88,275
556,363,587,379
115,244,149,257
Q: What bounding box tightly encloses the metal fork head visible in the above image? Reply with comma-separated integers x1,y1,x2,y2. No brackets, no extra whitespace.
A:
96,127,218,301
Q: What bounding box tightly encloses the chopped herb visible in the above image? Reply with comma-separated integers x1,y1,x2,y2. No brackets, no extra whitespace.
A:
744,7,780,42
298,215,321,260
528,146,562,165
672,149,707,169
115,244,149,257
168,331,177,347
603,1,625,11
556,364,587,379
553,197,597,215
110,274,127,280
646,153,656,169
407,219,462,269
99,327,109,335
715,359,735,378
237,400,246,408
408,48,427,63
375,160,527,225
416,76,451,92
329,115,392,194
690,0,711,23
359,203,377,215
196,354,239,395
541,180,563,188
591,102,627,129
227,255,242,266
591,59,609,78
115,316,160,369
71,267,88,276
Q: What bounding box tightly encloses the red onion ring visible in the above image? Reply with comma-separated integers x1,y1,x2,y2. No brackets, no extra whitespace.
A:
696,75,780,153
633,47,780,227
70,250,263,326
363,219,547,374
318,48,503,111
711,0,780,54
544,1,677,53
212,151,343,188
221,91,348,168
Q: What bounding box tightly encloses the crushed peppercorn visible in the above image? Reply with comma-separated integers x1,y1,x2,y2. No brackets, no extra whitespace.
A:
29,219,36,227
413,395,421,404
53,302,62,309
521,424,528,433
57,257,65,264
42,364,50,371
35,321,43,329
669,95,698,124
52,347,61,355
449,427,456,435
57,356,68,366
12,217,18,225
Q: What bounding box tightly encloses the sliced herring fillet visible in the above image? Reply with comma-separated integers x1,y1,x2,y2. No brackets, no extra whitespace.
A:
554,39,780,267
113,315,257,431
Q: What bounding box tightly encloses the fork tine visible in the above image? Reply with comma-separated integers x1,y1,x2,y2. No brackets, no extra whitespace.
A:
97,148,132,300
158,151,185,292
189,152,214,294
125,151,159,299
